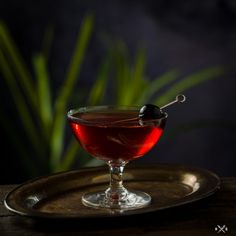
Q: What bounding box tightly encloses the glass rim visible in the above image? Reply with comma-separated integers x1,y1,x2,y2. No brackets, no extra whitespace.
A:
67,105,168,126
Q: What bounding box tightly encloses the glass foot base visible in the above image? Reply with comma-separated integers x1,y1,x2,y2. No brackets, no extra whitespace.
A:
82,190,151,211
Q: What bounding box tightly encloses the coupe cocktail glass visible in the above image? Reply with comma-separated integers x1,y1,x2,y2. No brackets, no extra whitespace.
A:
67,105,167,210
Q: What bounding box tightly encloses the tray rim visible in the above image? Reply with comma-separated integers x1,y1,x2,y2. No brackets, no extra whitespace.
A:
4,163,221,219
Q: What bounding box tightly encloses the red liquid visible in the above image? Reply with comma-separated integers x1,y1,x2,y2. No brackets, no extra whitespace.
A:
68,111,165,162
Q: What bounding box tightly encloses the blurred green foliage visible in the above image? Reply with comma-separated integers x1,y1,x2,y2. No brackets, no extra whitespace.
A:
0,15,225,178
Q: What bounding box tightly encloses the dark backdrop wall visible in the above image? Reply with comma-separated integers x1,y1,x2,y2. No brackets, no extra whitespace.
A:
1,0,236,183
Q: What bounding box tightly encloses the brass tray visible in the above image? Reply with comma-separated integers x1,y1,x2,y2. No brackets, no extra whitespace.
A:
4,164,220,218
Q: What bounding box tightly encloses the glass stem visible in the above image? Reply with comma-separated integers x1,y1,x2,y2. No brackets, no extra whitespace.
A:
105,161,128,202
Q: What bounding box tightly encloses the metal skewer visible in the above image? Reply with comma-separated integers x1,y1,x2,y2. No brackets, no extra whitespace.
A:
160,94,186,110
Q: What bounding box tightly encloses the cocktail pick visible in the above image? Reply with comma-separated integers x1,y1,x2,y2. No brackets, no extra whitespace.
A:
160,94,186,110
139,94,186,120
111,94,186,124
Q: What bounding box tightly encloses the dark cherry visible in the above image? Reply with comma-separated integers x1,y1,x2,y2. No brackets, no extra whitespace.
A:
139,104,163,120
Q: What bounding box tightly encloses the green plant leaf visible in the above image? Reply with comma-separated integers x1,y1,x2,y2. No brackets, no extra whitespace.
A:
50,14,94,171
0,21,37,109
0,49,44,158
112,41,131,105
87,55,110,105
33,53,52,139
57,139,80,172
137,69,180,104
153,67,225,106
130,47,146,104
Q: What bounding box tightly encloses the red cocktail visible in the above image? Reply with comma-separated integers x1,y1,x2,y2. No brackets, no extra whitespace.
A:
69,110,165,162
67,105,167,211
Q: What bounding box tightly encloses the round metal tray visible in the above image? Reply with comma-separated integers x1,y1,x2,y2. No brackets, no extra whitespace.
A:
4,164,220,218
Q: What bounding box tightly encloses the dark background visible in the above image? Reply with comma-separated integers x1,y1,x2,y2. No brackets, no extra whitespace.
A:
1,0,236,183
